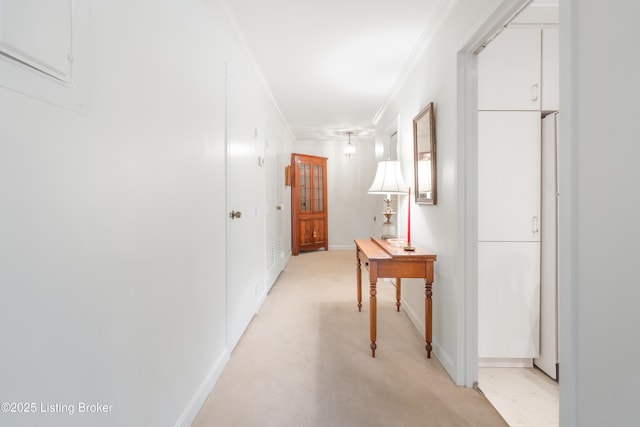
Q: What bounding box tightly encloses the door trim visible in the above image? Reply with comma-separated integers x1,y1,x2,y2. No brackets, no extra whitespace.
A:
457,0,533,389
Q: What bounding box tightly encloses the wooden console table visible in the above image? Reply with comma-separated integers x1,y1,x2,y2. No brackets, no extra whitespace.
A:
355,238,437,358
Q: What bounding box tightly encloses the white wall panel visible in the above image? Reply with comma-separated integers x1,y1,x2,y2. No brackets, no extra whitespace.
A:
0,1,289,426
373,0,508,384
561,1,640,425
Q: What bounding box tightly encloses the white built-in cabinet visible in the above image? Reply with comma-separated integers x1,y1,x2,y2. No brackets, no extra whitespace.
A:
478,28,541,111
477,23,559,363
478,111,541,359
478,241,540,358
478,112,541,242
478,27,559,112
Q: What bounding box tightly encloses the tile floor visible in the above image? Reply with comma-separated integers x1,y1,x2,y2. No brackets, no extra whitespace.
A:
478,367,559,426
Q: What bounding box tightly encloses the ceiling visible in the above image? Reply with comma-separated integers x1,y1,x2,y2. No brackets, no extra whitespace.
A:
221,0,446,143
221,0,558,143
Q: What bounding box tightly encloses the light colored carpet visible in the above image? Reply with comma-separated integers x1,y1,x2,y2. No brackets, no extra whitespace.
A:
192,250,507,427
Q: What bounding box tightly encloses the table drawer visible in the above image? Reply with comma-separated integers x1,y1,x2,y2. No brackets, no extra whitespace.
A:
376,261,427,278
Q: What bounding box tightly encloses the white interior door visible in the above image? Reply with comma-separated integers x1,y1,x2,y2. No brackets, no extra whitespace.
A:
226,72,259,351
535,112,559,379
264,125,283,290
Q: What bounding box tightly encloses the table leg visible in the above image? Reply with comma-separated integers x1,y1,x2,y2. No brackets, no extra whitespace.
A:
370,278,377,357
356,251,362,312
395,278,402,312
425,280,433,358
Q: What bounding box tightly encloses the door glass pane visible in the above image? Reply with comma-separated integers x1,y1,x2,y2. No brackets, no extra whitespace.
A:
300,163,311,211
314,164,324,211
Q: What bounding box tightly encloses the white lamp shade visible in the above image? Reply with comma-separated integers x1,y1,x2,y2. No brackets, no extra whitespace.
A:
367,160,408,194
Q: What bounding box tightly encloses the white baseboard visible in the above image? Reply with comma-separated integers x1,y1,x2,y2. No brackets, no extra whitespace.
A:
175,349,230,427
328,245,355,251
401,294,425,337
479,358,534,368
401,291,456,383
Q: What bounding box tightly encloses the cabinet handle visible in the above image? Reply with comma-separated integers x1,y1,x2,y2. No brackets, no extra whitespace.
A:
531,83,539,102
229,210,242,219
532,216,539,234
312,230,317,238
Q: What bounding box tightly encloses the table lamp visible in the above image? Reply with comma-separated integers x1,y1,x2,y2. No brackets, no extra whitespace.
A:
367,160,408,239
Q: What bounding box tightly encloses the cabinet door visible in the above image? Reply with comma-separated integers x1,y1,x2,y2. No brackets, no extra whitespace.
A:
312,217,326,244
478,111,541,242
536,113,559,378
298,218,316,246
542,28,559,111
478,241,541,358
298,217,325,249
478,28,541,110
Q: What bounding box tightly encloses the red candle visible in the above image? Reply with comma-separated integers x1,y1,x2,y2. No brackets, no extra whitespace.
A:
407,187,411,245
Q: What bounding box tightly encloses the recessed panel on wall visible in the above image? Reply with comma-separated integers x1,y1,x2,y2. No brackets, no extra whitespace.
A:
0,0,73,82
0,0,87,113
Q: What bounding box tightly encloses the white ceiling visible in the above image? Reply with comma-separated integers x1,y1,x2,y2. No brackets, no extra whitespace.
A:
222,0,557,143
222,0,445,142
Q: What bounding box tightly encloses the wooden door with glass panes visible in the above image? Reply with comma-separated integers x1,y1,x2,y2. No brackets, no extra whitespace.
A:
291,153,328,255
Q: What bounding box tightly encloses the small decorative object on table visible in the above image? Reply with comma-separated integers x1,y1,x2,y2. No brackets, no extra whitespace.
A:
404,187,415,251
387,238,406,247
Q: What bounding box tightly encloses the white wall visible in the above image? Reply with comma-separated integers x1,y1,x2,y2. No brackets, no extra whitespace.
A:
292,139,379,250
0,1,289,426
374,0,506,383
378,0,640,424
560,1,640,425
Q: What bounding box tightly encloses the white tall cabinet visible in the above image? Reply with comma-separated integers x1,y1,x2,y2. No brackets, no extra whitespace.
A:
477,23,559,366
478,111,541,359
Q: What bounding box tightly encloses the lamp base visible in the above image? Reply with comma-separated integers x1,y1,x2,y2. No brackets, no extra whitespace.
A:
381,221,396,241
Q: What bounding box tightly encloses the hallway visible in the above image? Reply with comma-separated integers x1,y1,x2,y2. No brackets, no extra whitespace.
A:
192,250,507,426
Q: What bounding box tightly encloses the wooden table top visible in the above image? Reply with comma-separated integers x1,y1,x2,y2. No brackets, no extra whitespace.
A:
355,237,437,261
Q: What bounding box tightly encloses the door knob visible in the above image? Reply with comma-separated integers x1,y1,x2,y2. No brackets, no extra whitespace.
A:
229,210,242,219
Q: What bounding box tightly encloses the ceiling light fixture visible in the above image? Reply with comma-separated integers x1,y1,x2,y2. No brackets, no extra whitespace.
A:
344,131,355,158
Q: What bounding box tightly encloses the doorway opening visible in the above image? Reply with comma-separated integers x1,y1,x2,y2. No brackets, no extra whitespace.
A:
459,0,559,425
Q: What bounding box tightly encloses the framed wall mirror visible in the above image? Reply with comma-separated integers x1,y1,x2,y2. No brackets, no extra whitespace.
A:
413,102,437,204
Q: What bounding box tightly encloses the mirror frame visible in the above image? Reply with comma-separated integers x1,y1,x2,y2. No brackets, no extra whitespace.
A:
412,102,437,205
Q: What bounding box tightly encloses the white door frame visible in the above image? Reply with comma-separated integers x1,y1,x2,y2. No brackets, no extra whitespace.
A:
456,0,533,389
